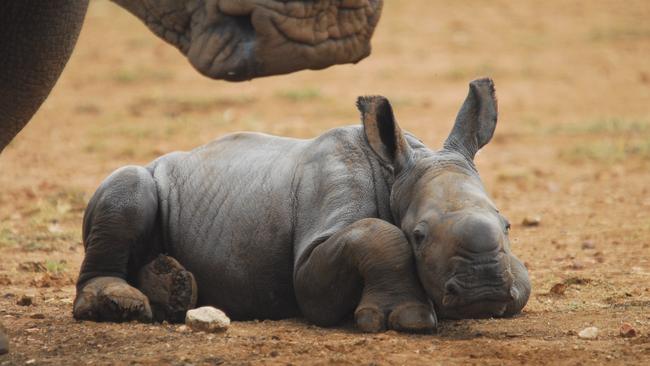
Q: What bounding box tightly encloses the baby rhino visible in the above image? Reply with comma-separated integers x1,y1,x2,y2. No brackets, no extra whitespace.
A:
73,78,531,333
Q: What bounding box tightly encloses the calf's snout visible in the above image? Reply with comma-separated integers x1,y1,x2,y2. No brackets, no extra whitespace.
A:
441,254,514,309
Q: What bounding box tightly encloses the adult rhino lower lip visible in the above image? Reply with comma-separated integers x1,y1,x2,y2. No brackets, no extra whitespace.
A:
112,0,384,81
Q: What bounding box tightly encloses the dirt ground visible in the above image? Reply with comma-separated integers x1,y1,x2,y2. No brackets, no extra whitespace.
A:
1,0,649,364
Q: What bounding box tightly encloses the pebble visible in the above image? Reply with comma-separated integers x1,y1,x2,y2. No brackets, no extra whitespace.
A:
17,295,33,306
549,283,567,295
581,240,595,250
185,306,230,333
567,260,585,270
521,216,541,227
578,326,599,340
619,323,637,338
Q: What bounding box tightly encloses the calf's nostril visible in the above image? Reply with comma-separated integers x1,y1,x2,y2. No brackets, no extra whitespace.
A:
509,287,518,301
445,282,460,296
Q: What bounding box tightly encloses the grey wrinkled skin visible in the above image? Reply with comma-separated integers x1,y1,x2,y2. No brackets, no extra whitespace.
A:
0,0,383,153
0,1,89,152
113,0,384,81
74,78,531,333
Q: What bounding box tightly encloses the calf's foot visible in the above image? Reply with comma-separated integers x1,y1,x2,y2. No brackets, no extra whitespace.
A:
355,301,436,333
295,218,438,334
136,255,198,323
387,302,437,333
73,277,152,322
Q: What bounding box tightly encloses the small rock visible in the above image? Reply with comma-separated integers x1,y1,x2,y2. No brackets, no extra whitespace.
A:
578,326,599,340
593,252,605,263
620,323,637,338
25,359,36,365
17,295,33,306
521,216,541,227
549,283,567,295
567,260,585,270
0,275,11,286
185,307,230,333
581,240,595,250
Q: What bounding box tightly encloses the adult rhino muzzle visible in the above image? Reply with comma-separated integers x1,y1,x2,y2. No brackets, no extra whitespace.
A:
112,0,384,80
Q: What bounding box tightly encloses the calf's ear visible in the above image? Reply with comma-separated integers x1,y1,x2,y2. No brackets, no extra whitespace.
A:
444,78,498,160
357,96,413,173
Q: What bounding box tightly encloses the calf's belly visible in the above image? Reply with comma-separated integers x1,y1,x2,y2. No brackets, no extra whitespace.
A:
165,233,300,320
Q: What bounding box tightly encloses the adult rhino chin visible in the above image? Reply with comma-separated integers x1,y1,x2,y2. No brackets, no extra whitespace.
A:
113,0,384,81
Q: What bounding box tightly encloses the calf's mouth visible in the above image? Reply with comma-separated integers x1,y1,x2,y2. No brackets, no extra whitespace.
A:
436,255,515,318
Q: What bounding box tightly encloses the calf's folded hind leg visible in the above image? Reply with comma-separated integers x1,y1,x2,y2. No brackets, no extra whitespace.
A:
136,254,198,323
73,166,160,322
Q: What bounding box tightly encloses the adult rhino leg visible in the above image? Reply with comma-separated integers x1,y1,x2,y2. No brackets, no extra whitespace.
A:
503,255,531,317
294,218,437,333
0,1,89,152
73,166,169,322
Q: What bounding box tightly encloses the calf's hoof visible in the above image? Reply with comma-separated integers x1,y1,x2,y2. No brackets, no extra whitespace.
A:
73,277,152,322
388,303,437,333
355,301,437,334
354,306,386,333
136,255,198,323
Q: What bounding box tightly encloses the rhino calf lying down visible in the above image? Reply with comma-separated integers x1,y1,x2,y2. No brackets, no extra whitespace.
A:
73,78,531,333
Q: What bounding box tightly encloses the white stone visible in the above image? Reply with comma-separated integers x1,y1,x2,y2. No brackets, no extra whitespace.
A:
185,306,230,333
578,326,599,340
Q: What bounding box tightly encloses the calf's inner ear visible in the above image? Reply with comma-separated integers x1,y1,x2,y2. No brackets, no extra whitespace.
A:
443,78,499,160
356,96,412,173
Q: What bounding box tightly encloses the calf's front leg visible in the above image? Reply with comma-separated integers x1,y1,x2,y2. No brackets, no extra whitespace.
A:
294,218,437,333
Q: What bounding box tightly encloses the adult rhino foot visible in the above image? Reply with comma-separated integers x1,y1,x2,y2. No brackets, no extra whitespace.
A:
387,303,437,334
73,277,153,322
136,255,198,323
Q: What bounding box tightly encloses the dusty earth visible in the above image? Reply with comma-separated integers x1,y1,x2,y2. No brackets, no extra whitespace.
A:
1,0,650,364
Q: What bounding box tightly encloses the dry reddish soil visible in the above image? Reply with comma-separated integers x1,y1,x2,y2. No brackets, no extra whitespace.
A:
1,1,650,365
